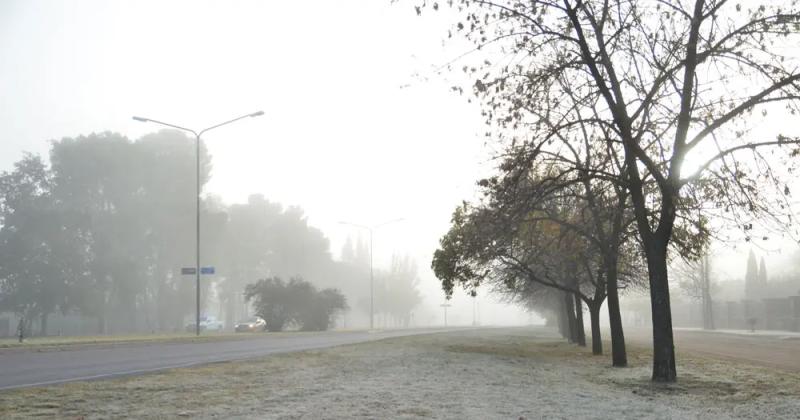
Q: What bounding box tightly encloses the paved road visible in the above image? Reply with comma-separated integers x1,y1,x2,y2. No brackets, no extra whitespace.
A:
0,328,456,390
626,328,800,372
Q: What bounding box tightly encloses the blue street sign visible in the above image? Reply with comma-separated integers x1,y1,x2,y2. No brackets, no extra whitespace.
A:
181,267,196,275
201,266,215,275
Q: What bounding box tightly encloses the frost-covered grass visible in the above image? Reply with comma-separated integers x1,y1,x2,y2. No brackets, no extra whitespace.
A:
1,327,798,419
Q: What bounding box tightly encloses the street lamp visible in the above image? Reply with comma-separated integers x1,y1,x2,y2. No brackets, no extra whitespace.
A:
338,218,403,330
470,289,479,327
440,302,451,327
133,111,264,336
472,295,477,326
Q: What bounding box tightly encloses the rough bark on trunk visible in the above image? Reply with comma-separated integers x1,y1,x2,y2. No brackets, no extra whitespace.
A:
646,240,677,382
564,292,578,343
588,303,602,355
556,299,568,339
574,294,586,347
606,263,627,366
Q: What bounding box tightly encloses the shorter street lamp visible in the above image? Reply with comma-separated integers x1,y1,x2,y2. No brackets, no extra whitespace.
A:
440,303,451,327
338,218,403,330
132,111,264,336
469,289,479,326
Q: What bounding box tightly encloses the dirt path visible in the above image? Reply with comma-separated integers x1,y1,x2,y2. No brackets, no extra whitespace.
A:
626,328,800,373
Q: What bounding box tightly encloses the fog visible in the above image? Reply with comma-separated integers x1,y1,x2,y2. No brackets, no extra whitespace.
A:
0,0,534,336
6,3,800,416
2,1,799,338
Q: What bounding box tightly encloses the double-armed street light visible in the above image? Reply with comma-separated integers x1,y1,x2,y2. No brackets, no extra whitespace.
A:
338,218,403,330
133,111,264,336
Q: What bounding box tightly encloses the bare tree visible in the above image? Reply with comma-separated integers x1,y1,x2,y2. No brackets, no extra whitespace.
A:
420,0,800,381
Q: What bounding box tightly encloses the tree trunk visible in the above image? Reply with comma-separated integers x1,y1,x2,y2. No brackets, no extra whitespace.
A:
556,297,568,339
588,303,602,355
225,291,236,330
606,263,627,366
97,312,106,335
706,294,715,330
574,294,586,347
564,292,578,343
17,316,25,343
25,316,33,337
646,239,677,382
40,312,49,336
702,254,715,330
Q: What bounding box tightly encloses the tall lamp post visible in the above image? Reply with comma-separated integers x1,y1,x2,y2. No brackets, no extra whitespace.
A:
132,111,264,336
338,218,403,330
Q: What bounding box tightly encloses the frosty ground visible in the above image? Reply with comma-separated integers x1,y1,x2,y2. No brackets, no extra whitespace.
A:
1,327,798,419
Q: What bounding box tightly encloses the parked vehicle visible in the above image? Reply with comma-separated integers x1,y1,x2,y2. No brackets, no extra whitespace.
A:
186,315,224,332
235,316,266,333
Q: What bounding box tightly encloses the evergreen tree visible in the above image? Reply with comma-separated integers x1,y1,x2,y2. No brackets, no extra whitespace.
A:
354,236,370,270
758,257,768,286
340,237,356,264
744,250,759,300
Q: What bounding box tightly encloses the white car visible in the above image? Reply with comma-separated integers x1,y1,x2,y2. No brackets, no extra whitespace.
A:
186,315,224,332
235,316,266,332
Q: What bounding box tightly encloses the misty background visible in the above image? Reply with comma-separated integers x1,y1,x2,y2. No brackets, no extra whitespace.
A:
0,0,538,333
2,0,799,335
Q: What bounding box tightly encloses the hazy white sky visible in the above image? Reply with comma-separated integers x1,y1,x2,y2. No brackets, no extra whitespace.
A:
0,0,536,324
2,1,797,325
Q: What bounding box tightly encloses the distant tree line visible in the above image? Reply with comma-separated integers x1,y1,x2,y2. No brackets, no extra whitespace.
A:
0,130,421,335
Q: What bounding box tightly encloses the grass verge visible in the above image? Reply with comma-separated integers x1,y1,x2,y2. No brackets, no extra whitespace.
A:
0,332,260,351
1,327,798,419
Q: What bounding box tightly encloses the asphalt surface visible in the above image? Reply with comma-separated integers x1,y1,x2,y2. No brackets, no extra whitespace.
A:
0,328,457,390
5,326,795,391
626,328,800,372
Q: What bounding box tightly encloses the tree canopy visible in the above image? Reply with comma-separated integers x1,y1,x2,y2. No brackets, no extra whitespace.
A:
244,277,348,332
421,0,800,381
0,130,390,334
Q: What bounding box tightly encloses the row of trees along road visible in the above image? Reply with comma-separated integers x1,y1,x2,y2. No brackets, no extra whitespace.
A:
0,130,423,335
423,1,800,381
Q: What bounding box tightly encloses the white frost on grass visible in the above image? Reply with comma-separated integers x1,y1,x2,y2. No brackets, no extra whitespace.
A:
1,327,798,419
